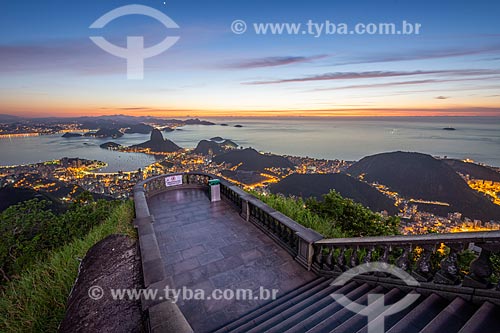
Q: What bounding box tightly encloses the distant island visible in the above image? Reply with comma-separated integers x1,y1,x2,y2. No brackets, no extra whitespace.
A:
99,142,122,150
62,133,82,138
184,118,215,126
442,127,456,131
84,128,123,139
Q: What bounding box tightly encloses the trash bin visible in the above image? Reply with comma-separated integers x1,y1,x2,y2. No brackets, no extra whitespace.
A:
208,179,221,202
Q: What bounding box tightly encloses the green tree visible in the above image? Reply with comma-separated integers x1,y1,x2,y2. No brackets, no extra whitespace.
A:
305,190,399,237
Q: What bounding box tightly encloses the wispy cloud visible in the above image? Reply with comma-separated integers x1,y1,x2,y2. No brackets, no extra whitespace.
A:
308,76,500,93
435,96,450,100
223,55,328,69
0,40,123,75
99,107,154,111
335,44,500,66
245,69,500,85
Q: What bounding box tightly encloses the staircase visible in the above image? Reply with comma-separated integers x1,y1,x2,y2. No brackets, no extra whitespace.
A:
213,277,500,333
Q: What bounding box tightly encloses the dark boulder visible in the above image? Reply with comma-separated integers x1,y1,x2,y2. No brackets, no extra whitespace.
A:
59,235,144,332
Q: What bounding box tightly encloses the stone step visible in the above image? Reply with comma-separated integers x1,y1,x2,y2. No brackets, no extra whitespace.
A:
387,293,448,333
245,281,357,333
285,282,374,333
420,297,476,333
213,277,328,333
217,279,500,333
264,281,360,333
458,301,500,333
329,287,405,333
355,290,422,333
305,285,386,333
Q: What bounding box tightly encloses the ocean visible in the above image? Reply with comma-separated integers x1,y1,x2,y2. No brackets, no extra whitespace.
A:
0,117,499,172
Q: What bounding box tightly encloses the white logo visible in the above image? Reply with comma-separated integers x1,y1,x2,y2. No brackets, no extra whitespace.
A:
330,262,420,333
89,4,180,80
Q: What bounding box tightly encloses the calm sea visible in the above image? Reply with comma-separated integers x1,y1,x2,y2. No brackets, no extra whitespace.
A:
0,117,499,172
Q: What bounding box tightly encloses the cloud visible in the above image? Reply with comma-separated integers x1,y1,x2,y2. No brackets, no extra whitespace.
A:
245,69,500,85
99,107,153,111
335,44,500,66
0,40,124,75
223,55,328,69
308,75,500,93
435,96,450,100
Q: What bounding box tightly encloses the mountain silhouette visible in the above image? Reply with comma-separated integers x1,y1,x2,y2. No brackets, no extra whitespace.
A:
347,151,500,221
130,129,181,153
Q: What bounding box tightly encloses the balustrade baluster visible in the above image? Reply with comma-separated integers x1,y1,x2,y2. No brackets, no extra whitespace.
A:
363,246,375,264
326,247,334,269
464,248,493,288
434,244,462,285
395,246,412,272
413,245,435,282
335,247,347,272
349,246,360,268
315,245,324,267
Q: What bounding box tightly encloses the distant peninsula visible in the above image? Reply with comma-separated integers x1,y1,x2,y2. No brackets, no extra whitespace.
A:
124,123,153,134
193,139,239,155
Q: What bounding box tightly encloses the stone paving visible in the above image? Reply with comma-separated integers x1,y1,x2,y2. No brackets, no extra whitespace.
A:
147,189,316,332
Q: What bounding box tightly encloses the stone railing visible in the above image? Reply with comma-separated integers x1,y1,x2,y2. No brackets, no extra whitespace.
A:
133,173,323,271
313,232,500,303
133,173,500,308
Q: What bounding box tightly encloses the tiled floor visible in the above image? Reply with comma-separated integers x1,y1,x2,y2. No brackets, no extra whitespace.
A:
148,189,316,332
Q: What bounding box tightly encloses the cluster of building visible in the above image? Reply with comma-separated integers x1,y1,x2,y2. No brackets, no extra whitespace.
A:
468,180,500,206
2,148,499,236
0,151,352,201
364,179,500,234
0,121,82,137
286,156,351,175
399,207,500,234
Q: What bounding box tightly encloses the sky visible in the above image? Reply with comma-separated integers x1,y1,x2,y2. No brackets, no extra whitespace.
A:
0,0,500,118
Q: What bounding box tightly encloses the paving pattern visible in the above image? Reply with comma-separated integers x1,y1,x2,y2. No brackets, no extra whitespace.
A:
148,189,316,332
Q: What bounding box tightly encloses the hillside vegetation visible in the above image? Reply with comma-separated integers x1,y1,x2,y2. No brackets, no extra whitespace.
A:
253,190,399,238
270,173,398,215
0,198,135,332
0,192,120,284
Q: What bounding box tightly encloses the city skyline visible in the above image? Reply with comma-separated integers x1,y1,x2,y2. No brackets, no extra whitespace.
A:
1,0,500,117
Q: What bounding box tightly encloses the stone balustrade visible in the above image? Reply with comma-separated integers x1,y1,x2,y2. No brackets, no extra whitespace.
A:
313,232,500,294
133,173,323,271
133,173,500,309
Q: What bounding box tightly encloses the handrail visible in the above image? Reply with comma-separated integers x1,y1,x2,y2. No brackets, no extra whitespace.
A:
314,230,500,294
316,231,500,246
